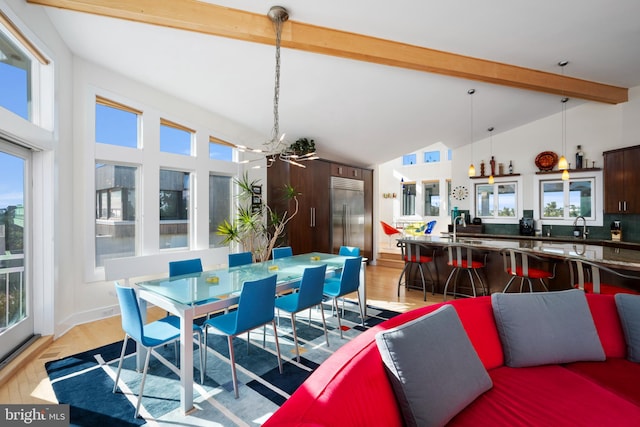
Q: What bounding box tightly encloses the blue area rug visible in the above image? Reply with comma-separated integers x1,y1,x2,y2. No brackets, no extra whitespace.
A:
45,303,398,426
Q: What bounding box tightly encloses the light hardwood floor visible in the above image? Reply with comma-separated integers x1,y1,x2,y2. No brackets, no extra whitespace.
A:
0,264,444,405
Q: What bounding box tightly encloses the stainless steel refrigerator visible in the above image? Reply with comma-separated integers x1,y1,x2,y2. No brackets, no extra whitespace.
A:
331,176,365,253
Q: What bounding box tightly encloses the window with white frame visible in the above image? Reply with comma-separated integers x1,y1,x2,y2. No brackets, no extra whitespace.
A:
160,119,194,156
475,181,517,219
159,169,190,249
402,153,417,166
95,96,140,148
540,178,594,220
95,163,137,267
423,180,440,216
0,11,51,125
209,174,232,247
402,182,416,215
209,136,234,162
423,150,440,163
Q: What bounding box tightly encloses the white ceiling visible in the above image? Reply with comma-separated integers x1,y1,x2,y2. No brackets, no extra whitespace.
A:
38,0,640,167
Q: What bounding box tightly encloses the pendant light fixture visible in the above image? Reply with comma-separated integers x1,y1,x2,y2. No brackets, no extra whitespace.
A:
560,96,570,181
468,89,476,177
557,61,570,180
488,126,495,184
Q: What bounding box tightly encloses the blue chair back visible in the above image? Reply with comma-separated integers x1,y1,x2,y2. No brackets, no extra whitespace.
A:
339,246,360,256
337,256,362,295
234,274,277,333
272,246,293,259
229,251,253,267
169,258,203,278
296,264,328,310
115,283,145,344
425,220,437,234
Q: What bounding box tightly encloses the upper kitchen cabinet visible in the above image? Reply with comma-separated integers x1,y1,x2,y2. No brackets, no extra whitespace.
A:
331,163,363,180
603,145,640,213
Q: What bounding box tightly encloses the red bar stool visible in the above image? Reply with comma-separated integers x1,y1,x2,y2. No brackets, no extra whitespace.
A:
443,244,488,300
567,258,640,295
499,248,557,292
397,241,438,301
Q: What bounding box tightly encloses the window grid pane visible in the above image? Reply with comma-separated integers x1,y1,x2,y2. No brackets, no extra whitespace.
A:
402,183,416,215
209,175,232,247
95,163,137,267
160,124,192,156
423,181,440,216
0,31,31,120
95,104,139,148
160,170,190,249
497,183,516,217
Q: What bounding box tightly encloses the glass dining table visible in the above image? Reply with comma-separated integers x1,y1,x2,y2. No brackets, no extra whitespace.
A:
135,252,367,414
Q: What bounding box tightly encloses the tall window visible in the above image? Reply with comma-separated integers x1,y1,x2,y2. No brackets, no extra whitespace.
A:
160,169,190,249
476,182,517,218
95,163,137,266
402,182,416,215
95,97,140,148
423,181,440,216
541,178,594,220
160,119,193,156
209,174,232,247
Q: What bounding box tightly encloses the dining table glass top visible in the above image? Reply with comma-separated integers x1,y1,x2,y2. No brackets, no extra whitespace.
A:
136,252,354,307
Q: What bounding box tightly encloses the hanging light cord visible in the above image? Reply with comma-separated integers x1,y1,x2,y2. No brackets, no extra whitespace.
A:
271,11,283,143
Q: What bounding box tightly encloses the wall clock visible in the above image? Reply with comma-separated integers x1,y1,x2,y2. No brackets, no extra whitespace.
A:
452,185,469,200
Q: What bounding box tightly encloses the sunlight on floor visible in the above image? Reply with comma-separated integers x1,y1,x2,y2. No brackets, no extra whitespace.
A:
30,378,58,403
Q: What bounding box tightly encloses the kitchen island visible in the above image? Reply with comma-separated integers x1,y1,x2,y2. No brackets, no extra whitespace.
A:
396,234,640,295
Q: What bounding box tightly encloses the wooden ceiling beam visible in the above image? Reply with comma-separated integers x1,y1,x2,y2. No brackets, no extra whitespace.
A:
28,0,628,104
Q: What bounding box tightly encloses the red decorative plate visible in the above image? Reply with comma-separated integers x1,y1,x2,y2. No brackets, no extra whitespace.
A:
535,151,558,171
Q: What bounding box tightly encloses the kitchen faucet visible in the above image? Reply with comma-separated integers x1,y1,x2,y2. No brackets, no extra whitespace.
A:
453,213,466,242
573,216,589,240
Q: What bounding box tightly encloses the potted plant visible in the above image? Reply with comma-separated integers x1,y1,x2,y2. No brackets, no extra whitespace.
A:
217,172,299,262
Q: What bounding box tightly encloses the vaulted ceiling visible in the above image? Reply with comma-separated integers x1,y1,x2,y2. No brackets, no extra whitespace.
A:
27,0,640,166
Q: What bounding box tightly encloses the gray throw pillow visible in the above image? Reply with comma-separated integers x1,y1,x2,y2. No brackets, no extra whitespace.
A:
492,289,605,367
615,293,640,362
375,305,493,427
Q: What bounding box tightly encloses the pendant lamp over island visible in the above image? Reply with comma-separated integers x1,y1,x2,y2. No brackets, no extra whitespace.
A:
557,60,570,181
468,89,476,177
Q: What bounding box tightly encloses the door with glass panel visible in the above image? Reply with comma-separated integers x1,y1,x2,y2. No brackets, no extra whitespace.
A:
0,142,31,362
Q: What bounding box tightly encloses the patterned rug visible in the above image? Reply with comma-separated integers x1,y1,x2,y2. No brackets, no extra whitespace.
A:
45,303,399,426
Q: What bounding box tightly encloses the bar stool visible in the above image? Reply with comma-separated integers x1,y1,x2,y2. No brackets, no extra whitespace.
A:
443,243,488,300
499,248,557,293
567,258,640,295
397,241,437,301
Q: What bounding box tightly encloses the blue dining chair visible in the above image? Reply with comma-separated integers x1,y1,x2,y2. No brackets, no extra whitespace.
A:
338,246,360,256
228,251,253,267
112,283,205,418
167,258,206,378
169,258,203,277
272,246,293,259
323,256,364,339
275,264,329,362
203,274,282,398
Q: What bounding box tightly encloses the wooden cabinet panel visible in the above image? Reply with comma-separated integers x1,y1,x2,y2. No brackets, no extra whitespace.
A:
331,163,362,179
604,145,640,213
268,159,372,257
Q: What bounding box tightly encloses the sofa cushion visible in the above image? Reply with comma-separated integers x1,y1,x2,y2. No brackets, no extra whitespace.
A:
615,293,640,362
586,293,627,358
449,364,640,427
449,297,504,369
492,289,605,367
375,305,492,427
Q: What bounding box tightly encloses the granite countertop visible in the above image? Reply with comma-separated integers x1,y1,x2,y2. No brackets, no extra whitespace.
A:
398,233,640,271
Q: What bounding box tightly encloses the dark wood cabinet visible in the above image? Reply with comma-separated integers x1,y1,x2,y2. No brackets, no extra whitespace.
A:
603,145,640,213
268,159,372,258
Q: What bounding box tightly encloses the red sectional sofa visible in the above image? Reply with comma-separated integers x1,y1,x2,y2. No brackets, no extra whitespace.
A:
264,293,640,426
